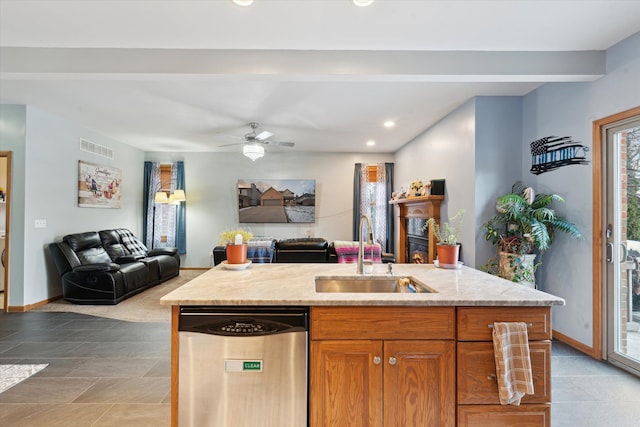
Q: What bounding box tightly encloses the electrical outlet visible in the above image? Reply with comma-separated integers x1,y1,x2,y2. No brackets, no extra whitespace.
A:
34,219,47,228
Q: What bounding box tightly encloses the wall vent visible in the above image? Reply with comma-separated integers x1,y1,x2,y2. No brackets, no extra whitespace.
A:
79,138,114,159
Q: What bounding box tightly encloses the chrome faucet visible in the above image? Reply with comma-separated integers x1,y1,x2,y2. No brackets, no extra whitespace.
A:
357,214,374,274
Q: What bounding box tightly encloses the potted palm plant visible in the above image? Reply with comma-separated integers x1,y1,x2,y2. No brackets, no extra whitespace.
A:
219,229,253,264
425,209,465,267
483,182,582,287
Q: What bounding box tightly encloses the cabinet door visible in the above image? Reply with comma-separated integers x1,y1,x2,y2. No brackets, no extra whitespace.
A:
383,340,456,427
310,340,383,427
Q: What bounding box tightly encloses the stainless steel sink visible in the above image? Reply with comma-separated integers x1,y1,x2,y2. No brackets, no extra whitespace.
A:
314,275,435,293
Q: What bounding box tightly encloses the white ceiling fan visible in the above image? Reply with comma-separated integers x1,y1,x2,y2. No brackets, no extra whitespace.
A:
219,122,295,161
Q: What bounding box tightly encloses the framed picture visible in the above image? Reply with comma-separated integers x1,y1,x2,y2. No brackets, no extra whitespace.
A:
78,160,122,208
238,179,315,223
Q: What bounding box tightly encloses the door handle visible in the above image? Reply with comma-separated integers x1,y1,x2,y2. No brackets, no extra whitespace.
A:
373,356,381,365
388,357,397,366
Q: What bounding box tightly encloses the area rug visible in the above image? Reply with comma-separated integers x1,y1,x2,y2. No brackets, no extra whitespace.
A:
32,270,204,323
0,364,48,393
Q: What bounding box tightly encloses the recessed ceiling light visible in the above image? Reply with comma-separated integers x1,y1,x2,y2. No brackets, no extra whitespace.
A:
366,140,376,147
232,0,254,6
383,121,395,128
353,0,375,6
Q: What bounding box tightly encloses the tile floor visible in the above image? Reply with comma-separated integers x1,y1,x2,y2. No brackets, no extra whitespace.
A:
1,310,640,426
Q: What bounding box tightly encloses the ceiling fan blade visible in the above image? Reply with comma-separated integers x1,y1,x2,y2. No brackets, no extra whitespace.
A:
218,142,245,147
255,130,273,141
261,141,295,147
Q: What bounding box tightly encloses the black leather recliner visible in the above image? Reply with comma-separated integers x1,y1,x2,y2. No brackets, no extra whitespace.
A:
49,229,180,305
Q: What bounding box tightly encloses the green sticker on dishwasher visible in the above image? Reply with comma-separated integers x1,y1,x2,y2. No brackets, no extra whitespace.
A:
224,360,263,372
243,361,261,371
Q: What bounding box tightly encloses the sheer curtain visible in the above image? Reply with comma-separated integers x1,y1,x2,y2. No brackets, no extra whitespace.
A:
353,163,394,254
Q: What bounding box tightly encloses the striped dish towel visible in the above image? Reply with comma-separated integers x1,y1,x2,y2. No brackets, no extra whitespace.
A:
492,322,535,405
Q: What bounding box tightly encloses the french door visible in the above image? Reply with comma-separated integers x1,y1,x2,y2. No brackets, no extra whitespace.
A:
602,108,640,375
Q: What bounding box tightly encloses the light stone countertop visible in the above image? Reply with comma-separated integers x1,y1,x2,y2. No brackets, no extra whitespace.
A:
160,263,565,307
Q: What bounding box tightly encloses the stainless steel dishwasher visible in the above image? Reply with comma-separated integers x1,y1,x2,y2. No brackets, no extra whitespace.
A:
178,306,308,426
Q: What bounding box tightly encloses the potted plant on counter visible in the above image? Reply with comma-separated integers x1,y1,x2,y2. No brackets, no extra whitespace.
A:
219,229,254,264
483,182,582,288
425,209,465,268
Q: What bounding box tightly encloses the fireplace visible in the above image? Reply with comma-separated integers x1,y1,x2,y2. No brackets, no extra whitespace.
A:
389,195,444,263
406,218,428,264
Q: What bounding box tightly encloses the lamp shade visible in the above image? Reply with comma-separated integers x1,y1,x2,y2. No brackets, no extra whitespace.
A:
154,192,169,204
169,189,186,204
243,144,264,161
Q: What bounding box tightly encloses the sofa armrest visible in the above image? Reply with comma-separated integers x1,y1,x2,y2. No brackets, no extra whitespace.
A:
72,263,120,273
148,247,179,257
114,255,141,264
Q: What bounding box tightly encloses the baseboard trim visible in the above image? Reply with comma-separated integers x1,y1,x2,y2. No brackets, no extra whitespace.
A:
8,295,63,312
553,329,600,359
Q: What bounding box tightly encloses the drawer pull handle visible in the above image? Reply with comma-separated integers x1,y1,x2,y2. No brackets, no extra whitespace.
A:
389,357,397,366
488,322,533,328
487,374,497,381
373,356,381,365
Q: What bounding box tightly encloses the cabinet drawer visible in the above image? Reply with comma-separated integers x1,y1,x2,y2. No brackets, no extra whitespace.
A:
311,306,455,340
457,341,551,404
457,307,551,341
458,404,550,427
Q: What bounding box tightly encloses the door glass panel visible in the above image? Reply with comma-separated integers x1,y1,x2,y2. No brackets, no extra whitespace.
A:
608,120,640,373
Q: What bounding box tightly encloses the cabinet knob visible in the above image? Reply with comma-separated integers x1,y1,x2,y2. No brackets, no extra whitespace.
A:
389,357,397,365
373,356,381,365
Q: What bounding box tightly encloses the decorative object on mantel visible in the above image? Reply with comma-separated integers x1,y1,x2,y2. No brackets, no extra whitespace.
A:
219,229,254,264
483,182,582,288
408,180,431,197
529,135,589,175
426,209,465,267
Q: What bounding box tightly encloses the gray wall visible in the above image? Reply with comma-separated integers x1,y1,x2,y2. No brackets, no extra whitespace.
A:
394,96,524,268
394,100,476,265
474,96,524,268
145,151,394,268
522,31,640,347
0,105,27,306
0,105,145,307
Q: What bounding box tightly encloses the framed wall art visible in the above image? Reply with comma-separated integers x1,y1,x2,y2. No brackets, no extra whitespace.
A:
78,160,122,208
238,179,315,223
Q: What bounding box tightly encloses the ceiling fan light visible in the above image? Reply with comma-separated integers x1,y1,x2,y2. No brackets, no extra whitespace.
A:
243,144,264,161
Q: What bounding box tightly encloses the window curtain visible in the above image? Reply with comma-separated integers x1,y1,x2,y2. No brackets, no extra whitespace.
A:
143,161,186,253
174,161,187,254
352,162,395,254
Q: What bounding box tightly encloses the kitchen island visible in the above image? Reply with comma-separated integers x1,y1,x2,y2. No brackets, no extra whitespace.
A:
161,263,564,427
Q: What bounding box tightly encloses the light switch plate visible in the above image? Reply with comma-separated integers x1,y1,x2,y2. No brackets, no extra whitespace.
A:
34,219,46,228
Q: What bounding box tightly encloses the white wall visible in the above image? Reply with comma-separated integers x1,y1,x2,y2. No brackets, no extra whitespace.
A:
522,32,640,347
0,105,145,307
145,151,394,267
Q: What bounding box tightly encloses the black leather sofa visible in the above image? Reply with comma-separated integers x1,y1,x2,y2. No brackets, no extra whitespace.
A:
49,229,180,305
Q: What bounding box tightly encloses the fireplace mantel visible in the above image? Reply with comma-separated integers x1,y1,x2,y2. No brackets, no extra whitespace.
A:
389,195,444,263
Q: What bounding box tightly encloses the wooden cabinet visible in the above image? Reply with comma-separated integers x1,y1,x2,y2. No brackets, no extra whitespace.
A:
389,195,444,263
456,307,552,427
310,307,456,427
